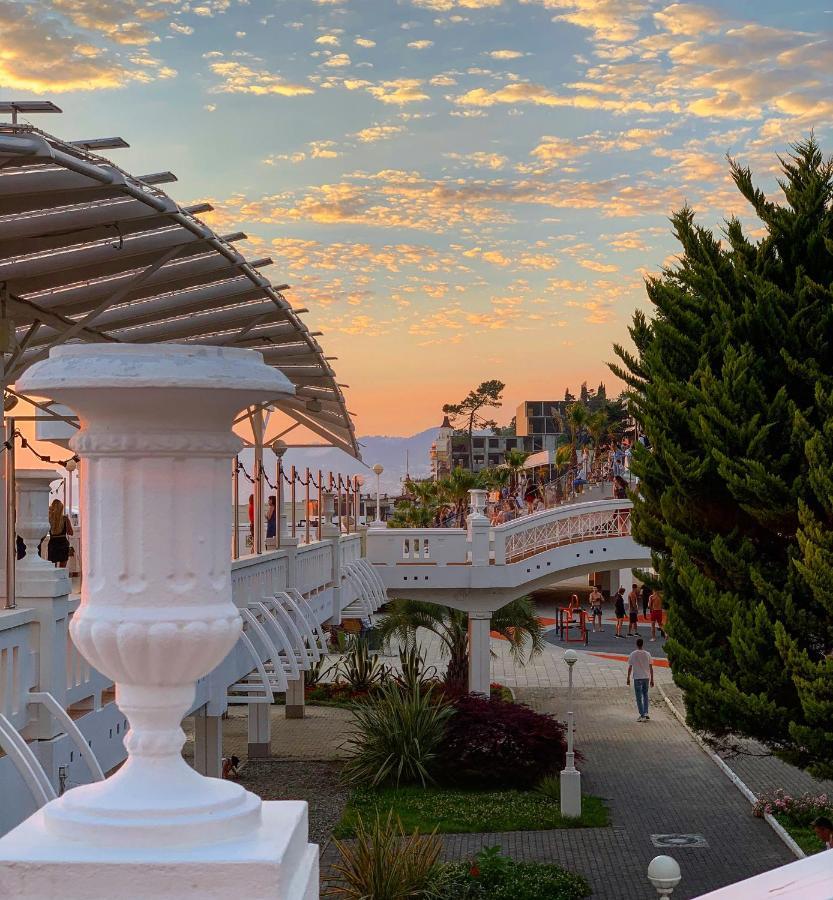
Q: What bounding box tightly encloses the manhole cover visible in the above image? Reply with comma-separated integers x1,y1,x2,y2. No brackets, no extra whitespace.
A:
651,834,709,848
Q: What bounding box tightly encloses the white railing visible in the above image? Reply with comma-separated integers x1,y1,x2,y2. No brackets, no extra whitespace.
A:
0,612,36,733
366,527,468,566
494,500,632,564
295,542,333,596
340,533,362,566
367,500,635,569
231,551,290,607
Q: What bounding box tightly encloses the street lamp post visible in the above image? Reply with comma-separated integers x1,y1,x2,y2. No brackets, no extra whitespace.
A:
560,648,581,817
272,440,287,548
371,463,384,528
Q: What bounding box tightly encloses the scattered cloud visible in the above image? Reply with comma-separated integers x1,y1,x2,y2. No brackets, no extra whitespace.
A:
208,59,314,95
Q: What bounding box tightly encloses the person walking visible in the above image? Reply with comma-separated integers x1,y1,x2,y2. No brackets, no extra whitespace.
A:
627,584,640,636
588,584,604,633
627,637,654,721
649,589,665,641
266,495,277,541
47,499,73,569
640,583,651,618
614,587,626,637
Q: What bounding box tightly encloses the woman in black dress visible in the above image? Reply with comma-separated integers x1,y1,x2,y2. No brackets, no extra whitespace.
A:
47,499,73,568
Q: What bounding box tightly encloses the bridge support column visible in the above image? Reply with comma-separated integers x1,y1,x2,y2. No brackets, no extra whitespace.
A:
600,568,632,596
193,705,222,778
285,676,305,719
468,610,491,696
247,701,271,758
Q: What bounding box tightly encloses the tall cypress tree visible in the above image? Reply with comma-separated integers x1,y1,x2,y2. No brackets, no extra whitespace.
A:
612,139,833,777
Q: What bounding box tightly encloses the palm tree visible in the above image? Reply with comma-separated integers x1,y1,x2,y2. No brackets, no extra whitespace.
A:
586,410,607,471
376,596,545,690
566,402,589,468
503,448,530,493
438,467,482,527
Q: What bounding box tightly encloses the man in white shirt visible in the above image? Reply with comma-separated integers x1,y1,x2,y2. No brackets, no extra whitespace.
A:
626,637,654,722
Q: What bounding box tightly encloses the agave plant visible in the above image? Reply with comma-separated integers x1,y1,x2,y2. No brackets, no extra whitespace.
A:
324,811,442,899
394,644,438,692
336,636,386,692
341,681,453,787
304,652,335,687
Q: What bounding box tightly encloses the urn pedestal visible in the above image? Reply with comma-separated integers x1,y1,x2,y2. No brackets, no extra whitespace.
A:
0,344,318,900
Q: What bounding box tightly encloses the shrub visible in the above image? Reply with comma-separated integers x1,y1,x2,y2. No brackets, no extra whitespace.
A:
752,788,832,825
437,695,569,789
324,810,442,899
342,681,454,787
437,846,590,900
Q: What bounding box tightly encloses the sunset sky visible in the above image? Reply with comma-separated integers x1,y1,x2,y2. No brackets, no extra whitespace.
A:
5,0,833,436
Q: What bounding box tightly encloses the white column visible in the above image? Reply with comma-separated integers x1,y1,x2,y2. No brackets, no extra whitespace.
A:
193,705,222,779
247,701,271,758
285,677,305,720
15,470,72,740
0,343,319,900
467,489,490,567
468,609,491,695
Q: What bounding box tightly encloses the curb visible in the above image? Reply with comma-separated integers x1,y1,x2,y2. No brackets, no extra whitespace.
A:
657,682,805,861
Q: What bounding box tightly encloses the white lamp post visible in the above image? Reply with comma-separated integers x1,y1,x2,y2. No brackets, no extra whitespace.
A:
647,856,682,897
560,648,581,817
371,463,384,528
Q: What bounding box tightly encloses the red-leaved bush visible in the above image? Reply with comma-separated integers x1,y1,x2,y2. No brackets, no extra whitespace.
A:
436,695,572,789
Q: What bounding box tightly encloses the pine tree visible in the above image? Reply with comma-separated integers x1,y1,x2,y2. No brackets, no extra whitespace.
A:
612,138,833,777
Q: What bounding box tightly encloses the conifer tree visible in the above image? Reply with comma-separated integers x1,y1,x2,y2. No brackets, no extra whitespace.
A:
612,138,833,776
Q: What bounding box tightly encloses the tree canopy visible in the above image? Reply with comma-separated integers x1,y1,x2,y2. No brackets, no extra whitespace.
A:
612,137,833,777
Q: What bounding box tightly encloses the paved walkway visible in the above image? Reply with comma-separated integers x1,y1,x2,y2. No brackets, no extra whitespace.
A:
662,683,833,802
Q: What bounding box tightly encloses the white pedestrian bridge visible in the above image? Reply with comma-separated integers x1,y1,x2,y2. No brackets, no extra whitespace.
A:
367,494,652,695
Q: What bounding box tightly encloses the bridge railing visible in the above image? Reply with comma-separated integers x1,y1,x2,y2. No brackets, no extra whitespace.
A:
366,498,635,569
365,527,468,566
493,499,632,564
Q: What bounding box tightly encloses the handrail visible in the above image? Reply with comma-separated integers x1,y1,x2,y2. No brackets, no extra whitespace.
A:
494,501,633,565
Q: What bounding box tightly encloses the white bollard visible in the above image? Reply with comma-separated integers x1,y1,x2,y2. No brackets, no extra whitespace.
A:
648,855,682,897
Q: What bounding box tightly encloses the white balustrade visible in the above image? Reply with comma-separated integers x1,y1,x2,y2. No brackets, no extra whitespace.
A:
493,500,632,565
366,527,468,566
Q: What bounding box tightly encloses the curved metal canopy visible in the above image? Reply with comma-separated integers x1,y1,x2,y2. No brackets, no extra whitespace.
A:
0,112,358,456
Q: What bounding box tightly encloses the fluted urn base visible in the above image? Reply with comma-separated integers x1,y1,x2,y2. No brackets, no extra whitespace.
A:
42,754,262,847
0,801,318,900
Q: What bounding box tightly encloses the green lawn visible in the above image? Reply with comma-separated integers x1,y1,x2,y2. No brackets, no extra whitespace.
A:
774,814,826,855
333,785,609,837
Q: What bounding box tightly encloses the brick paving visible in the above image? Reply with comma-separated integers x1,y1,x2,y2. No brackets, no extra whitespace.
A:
662,683,833,803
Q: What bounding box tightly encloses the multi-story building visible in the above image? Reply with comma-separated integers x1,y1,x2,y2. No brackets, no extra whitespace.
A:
432,409,562,476
516,400,569,439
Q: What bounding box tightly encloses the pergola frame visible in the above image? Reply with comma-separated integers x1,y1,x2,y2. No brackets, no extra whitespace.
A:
0,102,360,610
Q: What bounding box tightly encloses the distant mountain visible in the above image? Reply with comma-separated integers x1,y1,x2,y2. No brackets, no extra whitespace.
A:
356,428,437,493
236,426,439,498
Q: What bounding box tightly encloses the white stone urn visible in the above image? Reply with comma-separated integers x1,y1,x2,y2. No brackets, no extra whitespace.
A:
15,469,62,567
15,343,293,847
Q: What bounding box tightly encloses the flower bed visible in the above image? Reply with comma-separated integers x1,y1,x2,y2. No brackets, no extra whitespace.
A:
752,788,831,854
